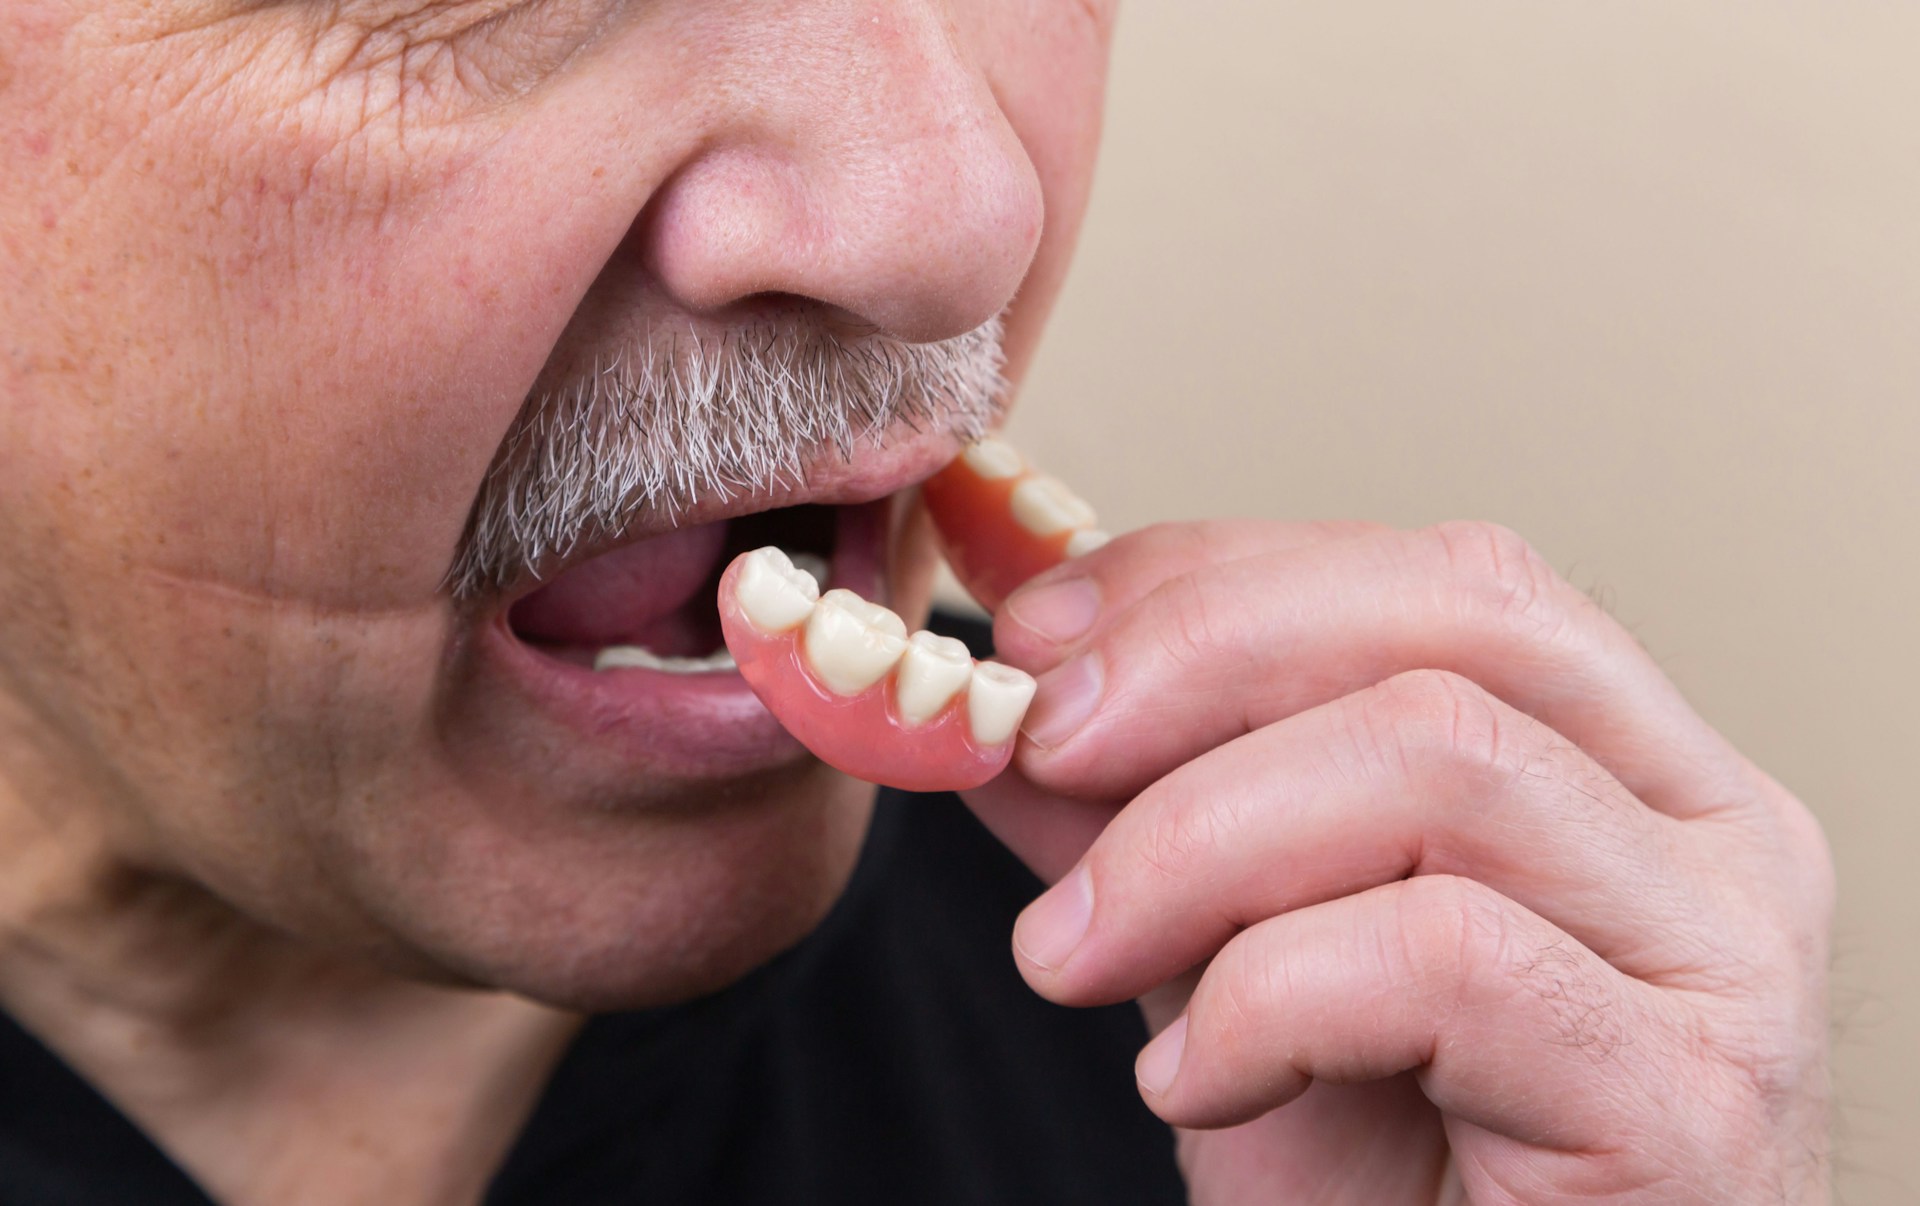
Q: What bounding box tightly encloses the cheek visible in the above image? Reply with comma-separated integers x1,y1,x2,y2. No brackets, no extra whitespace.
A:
1,18,707,612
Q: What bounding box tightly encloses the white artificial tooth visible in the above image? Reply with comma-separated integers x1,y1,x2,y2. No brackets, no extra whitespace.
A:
594,645,660,672
735,546,821,633
803,589,909,695
893,631,975,727
961,437,1025,480
787,552,831,588
1010,475,1099,538
1064,528,1112,558
967,661,1037,747
594,646,738,674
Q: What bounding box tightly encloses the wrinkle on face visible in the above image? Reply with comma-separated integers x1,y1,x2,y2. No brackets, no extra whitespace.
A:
101,0,626,140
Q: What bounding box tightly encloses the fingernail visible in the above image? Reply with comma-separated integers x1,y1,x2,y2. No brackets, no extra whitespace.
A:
1005,577,1102,645
1020,652,1104,750
1013,866,1093,971
1136,1013,1188,1097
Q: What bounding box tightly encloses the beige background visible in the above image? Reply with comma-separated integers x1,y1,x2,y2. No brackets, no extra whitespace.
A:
999,3,1917,1201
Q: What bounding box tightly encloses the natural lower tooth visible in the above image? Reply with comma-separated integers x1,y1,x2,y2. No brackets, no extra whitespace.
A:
961,437,1025,481
595,646,738,674
967,661,1037,746
803,589,909,695
736,546,821,633
1064,528,1112,558
1010,475,1099,538
894,631,974,727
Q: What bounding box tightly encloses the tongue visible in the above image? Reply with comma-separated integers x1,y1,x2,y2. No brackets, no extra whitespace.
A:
510,520,729,650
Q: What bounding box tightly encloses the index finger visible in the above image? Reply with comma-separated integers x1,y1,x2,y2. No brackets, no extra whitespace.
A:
1004,521,1748,816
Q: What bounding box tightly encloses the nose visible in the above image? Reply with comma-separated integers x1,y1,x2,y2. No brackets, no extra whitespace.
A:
639,4,1045,344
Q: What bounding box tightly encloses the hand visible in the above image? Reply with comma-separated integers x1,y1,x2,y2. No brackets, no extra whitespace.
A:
963,520,1833,1204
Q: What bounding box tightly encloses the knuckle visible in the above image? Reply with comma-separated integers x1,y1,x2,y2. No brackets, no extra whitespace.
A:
1393,875,1514,994
1769,792,1838,933
1699,776,1837,967
1201,929,1292,1041
1689,986,1830,1147
1136,794,1242,888
1144,571,1233,672
1425,519,1569,639
1358,669,1508,778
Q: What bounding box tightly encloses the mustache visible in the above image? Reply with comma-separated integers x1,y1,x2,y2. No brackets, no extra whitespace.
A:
446,314,1007,599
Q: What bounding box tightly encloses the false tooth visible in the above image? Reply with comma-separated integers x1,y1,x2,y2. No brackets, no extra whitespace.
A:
1064,528,1112,558
967,662,1037,746
894,631,974,727
961,437,1025,480
595,646,738,674
803,589,909,695
1010,475,1099,538
736,546,821,633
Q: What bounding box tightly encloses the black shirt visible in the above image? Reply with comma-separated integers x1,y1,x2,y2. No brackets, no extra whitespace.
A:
0,631,1186,1205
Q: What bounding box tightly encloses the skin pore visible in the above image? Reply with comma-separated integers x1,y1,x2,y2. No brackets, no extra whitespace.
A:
0,1,1114,1201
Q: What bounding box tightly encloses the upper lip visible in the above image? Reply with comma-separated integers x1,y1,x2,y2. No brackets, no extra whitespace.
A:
474,423,973,612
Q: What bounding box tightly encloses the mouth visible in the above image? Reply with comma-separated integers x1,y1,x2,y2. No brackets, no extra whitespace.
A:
507,500,881,672
457,435,960,783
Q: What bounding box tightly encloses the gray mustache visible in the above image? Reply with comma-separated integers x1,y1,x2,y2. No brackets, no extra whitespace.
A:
446,315,1006,599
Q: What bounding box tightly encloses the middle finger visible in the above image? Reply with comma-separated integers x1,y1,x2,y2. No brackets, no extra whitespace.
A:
1010,669,1729,1007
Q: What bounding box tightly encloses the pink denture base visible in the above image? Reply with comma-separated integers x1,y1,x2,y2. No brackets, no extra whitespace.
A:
717,568,1014,793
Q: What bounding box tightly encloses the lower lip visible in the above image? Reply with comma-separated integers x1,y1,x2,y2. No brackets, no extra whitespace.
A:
469,501,890,780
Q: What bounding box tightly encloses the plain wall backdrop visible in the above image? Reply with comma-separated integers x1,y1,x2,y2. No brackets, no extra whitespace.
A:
994,4,1918,1200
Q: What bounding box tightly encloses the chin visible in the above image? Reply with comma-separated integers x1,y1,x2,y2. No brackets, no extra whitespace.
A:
357,458,953,1010
338,759,879,1013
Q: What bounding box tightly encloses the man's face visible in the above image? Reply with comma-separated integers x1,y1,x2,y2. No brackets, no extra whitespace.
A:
0,0,1112,1007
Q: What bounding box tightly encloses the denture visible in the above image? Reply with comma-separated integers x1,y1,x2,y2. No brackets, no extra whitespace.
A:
716,440,1107,792
919,437,1108,613
717,547,1036,792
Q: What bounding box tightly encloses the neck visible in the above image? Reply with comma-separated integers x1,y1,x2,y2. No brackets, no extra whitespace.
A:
0,771,581,1206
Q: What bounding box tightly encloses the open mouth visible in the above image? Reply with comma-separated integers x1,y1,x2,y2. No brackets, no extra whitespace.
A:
502,501,888,675
452,428,968,782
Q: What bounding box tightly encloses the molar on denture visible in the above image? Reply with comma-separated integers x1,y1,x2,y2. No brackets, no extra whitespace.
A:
803,589,910,696
1010,474,1100,538
894,631,974,727
736,546,822,633
967,661,1038,746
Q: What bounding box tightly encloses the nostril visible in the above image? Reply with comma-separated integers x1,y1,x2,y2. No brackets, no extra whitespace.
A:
704,293,883,342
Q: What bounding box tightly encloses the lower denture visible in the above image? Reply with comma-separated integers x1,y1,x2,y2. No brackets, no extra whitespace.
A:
718,547,1034,792
716,441,1097,792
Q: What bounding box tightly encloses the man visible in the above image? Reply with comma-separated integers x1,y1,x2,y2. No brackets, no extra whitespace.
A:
0,2,1833,1202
